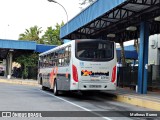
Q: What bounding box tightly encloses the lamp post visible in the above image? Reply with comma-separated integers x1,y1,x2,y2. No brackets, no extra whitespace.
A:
48,0,68,34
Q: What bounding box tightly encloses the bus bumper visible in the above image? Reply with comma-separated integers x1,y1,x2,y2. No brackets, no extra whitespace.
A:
78,82,116,90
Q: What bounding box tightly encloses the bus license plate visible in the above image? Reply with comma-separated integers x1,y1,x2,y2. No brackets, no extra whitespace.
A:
89,85,101,88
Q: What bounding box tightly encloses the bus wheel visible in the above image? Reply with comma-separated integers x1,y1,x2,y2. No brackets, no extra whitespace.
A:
53,80,59,96
42,86,47,90
41,80,47,90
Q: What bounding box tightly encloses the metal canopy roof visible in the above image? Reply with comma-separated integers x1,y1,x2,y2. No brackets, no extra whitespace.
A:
0,39,36,50
0,39,56,60
36,44,57,53
60,0,160,42
117,45,138,59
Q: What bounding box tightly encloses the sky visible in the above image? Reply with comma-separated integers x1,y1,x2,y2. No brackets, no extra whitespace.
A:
0,0,133,46
0,0,81,40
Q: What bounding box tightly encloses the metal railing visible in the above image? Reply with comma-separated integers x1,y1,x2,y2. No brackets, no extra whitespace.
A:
117,65,160,91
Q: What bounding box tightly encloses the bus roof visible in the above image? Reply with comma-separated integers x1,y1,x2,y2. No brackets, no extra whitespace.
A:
39,40,73,56
39,39,114,57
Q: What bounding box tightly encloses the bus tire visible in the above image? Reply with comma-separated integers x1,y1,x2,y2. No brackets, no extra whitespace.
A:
42,86,47,90
53,80,59,96
40,77,43,85
41,79,47,90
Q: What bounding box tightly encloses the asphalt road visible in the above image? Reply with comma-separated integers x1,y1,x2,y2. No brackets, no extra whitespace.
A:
0,83,158,120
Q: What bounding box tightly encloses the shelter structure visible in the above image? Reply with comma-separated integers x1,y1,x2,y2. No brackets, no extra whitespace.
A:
0,39,56,79
117,45,138,60
60,0,160,94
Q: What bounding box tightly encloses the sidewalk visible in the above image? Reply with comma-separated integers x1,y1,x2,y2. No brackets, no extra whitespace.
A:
0,77,160,111
103,87,160,111
0,77,38,86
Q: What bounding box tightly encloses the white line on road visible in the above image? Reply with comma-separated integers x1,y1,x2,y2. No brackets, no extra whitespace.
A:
39,90,113,120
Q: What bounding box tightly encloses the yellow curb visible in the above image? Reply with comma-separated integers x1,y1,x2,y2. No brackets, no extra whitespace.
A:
115,95,160,111
0,79,38,86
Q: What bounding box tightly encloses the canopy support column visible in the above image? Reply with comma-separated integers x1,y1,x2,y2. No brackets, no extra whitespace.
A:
138,21,149,94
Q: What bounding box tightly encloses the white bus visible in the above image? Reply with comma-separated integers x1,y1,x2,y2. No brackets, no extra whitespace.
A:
38,39,117,95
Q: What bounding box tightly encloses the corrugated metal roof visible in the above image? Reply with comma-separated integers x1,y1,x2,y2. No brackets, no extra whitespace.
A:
117,45,138,59
36,44,57,53
60,0,126,39
60,0,160,41
0,39,57,53
0,39,58,59
0,39,36,50
117,45,136,51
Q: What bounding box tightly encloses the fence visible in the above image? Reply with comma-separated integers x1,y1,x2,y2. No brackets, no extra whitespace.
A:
117,66,138,89
28,66,38,80
148,65,160,91
12,66,38,80
117,65,160,91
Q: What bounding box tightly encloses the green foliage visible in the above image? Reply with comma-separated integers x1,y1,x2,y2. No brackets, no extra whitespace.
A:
134,39,139,53
79,0,95,5
19,25,44,44
17,22,64,79
119,42,126,67
15,53,38,79
42,22,64,45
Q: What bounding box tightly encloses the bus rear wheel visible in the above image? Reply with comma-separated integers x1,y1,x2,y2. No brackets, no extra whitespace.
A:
41,79,47,90
42,86,47,90
53,80,59,96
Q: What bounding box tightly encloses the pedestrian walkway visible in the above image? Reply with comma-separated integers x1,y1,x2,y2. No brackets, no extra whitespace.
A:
0,76,160,111
103,87,160,111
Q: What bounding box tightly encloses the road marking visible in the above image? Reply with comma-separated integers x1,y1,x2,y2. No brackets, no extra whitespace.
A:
39,90,113,120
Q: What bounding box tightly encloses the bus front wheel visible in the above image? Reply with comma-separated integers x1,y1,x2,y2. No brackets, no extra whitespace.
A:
53,80,59,96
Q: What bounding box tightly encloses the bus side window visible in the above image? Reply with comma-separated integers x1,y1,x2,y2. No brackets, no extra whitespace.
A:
39,56,43,68
43,55,46,68
61,58,64,66
58,59,61,66
67,46,71,65
55,59,58,66
55,51,58,58
64,46,71,66
68,46,71,57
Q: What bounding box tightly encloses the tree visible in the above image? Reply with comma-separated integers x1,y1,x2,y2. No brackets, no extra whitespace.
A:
134,39,139,53
119,42,126,66
79,0,96,9
42,22,64,45
19,25,43,44
15,53,38,79
18,25,43,79
17,23,64,79
79,0,95,5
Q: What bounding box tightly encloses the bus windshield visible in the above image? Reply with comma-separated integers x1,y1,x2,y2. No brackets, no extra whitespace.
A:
76,40,114,61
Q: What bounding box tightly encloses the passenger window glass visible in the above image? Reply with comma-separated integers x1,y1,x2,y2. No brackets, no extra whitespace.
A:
76,41,113,61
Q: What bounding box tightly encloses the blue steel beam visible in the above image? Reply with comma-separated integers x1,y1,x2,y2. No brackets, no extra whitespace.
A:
138,22,149,94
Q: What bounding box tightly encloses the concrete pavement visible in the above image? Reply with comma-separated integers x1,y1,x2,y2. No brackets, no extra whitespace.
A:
0,77,160,111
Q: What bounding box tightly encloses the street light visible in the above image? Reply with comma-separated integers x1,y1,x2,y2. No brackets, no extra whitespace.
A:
154,16,160,21
48,0,69,34
107,33,116,38
126,26,137,31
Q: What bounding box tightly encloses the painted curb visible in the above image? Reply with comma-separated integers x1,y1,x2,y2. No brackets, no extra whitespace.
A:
0,79,38,86
115,95,160,111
